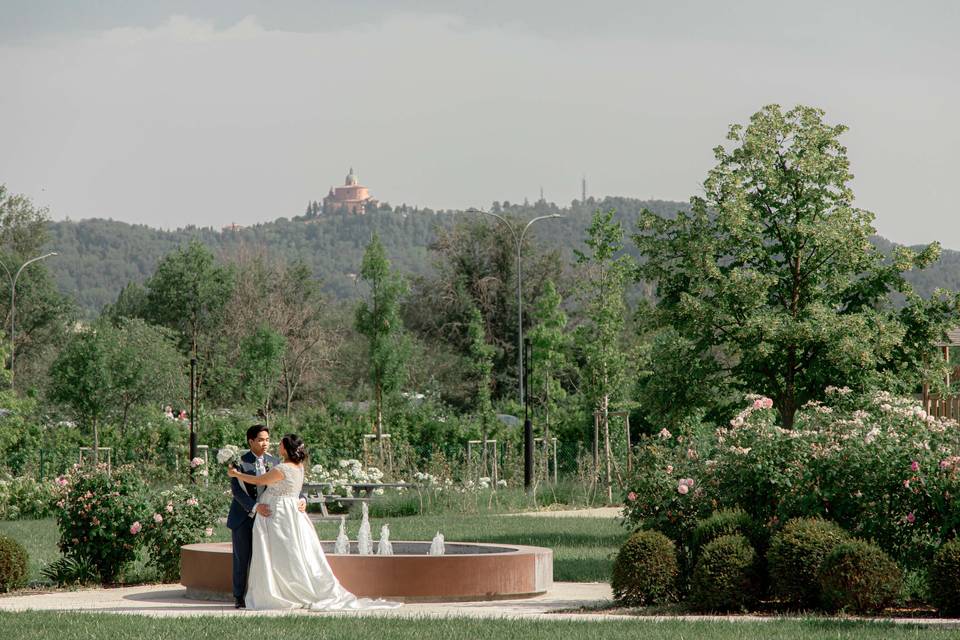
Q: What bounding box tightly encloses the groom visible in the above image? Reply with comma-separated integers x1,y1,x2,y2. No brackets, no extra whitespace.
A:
226,424,307,609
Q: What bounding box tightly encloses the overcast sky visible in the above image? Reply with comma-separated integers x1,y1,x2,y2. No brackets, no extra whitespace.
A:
1,1,957,246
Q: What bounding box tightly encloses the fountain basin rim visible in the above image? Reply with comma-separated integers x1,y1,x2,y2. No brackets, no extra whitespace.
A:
182,541,535,556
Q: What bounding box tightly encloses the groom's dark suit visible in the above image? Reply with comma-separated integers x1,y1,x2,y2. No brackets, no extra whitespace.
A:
227,450,279,602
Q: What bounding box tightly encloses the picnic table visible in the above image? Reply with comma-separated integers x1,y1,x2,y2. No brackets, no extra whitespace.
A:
301,482,416,518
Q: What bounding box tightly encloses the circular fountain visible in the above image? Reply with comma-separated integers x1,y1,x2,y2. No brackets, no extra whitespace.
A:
181,541,553,602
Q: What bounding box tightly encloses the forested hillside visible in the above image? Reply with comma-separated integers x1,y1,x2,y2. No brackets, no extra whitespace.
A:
45,198,957,316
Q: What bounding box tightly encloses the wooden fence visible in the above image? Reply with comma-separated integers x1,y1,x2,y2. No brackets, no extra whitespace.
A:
922,395,960,420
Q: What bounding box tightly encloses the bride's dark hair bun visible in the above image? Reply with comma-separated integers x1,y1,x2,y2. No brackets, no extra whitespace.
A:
281,433,307,463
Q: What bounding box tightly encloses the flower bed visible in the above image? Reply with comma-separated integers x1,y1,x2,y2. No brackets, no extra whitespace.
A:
621,390,960,612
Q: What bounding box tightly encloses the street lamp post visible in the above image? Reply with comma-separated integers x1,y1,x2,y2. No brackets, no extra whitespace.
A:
467,209,563,408
0,251,58,388
468,209,562,490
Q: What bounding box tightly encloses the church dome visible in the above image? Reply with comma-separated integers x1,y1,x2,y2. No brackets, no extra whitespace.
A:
345,167,358,186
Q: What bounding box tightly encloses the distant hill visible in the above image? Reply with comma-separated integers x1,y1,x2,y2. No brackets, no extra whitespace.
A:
44,198,959,316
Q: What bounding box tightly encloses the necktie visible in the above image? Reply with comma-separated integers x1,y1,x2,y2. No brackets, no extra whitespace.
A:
256,458,265,497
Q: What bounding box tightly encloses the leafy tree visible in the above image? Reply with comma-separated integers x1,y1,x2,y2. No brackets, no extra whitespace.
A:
634,104,951,427
405,216,562,398
527,280,572,456
465,303,496,473
575,209,634,502
0,185,75,389
48,326,112,461
238,326,287,425
106,318,185,433
49,320,185,456
143,241,234,396
355,234,409,440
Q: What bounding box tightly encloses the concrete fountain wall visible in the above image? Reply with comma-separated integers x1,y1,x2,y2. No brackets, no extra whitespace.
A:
180,541,553,602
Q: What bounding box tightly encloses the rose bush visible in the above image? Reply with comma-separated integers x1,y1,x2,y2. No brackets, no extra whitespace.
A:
624,389,960,571
142,485,220,582
52,464,150,584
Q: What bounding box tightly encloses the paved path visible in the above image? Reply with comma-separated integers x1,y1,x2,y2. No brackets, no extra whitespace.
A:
0,582,612,619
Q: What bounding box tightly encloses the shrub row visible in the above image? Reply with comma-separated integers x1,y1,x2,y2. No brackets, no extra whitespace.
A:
612,512,960,614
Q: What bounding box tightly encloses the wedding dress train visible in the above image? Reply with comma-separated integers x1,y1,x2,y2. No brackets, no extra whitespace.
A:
244,462,400,611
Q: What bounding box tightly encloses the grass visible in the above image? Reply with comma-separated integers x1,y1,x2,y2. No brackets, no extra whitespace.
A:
0,518,61,581
1,514,625,585
0,612,958,640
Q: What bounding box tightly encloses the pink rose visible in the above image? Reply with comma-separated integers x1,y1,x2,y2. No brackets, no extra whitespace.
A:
153,513,163,524
677,483,689,495
762,397,773,409
165,503,174,513
906,512,916,524
129,521,142,535
903,479,911,489
191,457,205,468
910,461,920,472
204,527,214,537
55,476,68,487
186,498,199,507
627,491,637,502
665,465,674,474
657,428,672,439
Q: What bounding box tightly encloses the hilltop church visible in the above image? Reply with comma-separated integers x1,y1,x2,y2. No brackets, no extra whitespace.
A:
323,168,377,215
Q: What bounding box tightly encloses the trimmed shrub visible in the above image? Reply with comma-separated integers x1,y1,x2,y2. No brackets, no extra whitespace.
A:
691,509,766,558
929,539,960,615
0,534,28,592
611,530,678,606
767,517,849,607
689,534,760,612
818,540,902,613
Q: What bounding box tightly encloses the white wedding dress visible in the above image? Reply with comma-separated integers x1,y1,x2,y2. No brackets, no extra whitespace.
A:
245,462,400,611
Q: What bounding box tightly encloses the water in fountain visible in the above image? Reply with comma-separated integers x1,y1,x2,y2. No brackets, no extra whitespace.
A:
334,515,350,554
357,502,373,555
429,531,445,556
377,524,393,555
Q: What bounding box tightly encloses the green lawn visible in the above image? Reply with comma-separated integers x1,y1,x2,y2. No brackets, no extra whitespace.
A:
1,514,625,584
0,612,958,640
0,518,61,581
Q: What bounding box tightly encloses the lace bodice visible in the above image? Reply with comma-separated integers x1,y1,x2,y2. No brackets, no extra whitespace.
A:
261,462,304,500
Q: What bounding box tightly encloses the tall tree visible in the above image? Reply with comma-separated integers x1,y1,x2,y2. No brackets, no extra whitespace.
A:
0,185,74,389
405,216,562,398
575,209,634,502
106,318,185,433
634,104,951,427
238,326,287,426
355,234,409,440
49,327,111,460
465,302,496,474
49,320,185,456
527,280,571,463
144,240,234,396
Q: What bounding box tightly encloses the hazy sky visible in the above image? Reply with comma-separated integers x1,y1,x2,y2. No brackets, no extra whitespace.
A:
1,1,957,246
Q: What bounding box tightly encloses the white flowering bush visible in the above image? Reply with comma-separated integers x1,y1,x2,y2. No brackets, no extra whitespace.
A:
307,459,387,497
623,389,960,570
0,475,58,520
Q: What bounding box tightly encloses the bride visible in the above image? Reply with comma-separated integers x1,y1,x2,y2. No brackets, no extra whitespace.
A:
227,433,400,611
